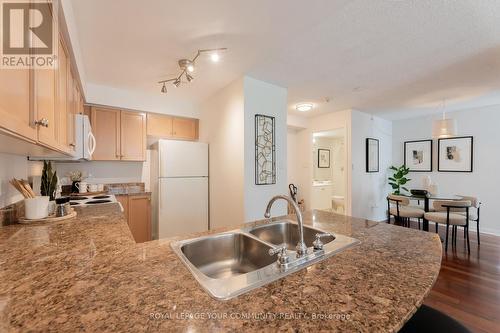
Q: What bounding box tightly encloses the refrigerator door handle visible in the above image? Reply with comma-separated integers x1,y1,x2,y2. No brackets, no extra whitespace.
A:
159,181,163,209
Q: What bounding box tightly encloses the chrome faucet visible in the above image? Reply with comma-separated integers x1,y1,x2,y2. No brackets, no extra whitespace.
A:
264,195,308,257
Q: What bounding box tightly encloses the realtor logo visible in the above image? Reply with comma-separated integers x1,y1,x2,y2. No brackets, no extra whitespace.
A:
1,0,56,68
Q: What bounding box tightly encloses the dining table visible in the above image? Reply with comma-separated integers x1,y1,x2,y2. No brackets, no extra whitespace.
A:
399,193,462,232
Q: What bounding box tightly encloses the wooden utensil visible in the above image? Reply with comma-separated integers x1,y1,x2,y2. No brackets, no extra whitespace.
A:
9,178,36,198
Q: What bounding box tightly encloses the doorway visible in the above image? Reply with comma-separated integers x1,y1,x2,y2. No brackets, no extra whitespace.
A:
311,128,347,214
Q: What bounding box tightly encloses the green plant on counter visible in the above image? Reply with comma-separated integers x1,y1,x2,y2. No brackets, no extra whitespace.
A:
41,161,58,200
388,165,411,195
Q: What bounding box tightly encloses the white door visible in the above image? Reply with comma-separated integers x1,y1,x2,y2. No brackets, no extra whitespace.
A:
159,140,208,177
158,177,208,238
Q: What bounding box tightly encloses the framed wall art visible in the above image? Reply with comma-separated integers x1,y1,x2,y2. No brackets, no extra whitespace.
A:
366,138,379,173
317,149,331,168
438,136,473,172
255,114,276,185
404,139,433,172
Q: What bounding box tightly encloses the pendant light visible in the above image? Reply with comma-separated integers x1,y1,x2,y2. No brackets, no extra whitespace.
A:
432,100,457,138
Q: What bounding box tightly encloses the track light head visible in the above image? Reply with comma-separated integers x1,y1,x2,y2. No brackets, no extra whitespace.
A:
161,83,167,93
173,79,181,87
211,52,220,62
185,73,194,82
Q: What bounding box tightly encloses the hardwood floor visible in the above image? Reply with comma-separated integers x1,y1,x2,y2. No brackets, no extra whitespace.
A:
402,221,500,333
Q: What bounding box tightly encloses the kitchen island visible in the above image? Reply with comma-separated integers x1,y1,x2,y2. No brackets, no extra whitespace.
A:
0,204,441,332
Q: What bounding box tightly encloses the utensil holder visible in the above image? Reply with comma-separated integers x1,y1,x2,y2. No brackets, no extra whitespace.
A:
24,196,49,220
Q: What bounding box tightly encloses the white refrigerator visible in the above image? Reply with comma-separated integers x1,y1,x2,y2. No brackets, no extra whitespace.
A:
150,140,209,239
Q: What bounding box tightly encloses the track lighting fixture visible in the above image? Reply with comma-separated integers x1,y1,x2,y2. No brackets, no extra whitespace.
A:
158,48,227,94
211,52,220,62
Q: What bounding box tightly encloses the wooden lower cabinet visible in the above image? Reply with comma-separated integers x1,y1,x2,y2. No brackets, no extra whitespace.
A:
116,195,129,222
117,194,151,243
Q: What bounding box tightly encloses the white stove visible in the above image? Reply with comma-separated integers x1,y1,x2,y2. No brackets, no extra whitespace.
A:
69,194,118,207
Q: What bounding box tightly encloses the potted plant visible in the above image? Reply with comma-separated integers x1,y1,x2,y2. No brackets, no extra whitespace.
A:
41,161,58,200
41,161,58,215
388,165,411,195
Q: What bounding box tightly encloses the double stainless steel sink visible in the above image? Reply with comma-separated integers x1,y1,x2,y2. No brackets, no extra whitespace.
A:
171,220,360,300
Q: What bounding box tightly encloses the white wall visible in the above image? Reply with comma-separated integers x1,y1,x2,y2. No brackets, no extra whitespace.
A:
287,128,300,186
350,110,393,221
0,153,29,208
86,83,200,118
52,160,149,189
243,77,288,221
199,78,245,229
392,105,500,235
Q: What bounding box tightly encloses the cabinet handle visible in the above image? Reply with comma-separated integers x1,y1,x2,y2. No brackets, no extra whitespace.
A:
34,118,49,127
69,143,76,147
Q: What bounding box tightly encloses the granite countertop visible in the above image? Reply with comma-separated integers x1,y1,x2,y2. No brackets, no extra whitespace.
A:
0,205,442,332
114,191,151,196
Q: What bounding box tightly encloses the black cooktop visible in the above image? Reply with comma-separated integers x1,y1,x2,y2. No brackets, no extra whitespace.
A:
69,196,88,201
86,200,112,204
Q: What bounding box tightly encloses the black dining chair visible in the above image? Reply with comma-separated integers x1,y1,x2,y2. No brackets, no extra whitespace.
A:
399,304,471,333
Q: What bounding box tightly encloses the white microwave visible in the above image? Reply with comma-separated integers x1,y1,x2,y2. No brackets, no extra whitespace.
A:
74,114,96,160
29,114,96,161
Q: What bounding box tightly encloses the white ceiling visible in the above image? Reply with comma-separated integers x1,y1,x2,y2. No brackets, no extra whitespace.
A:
69,0,500,119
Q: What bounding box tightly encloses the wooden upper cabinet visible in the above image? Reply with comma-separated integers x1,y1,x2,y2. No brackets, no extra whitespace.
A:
56,37,69,148
91,107,120,160
34,66,58,148
172,117,199,140
66,70,77,151
146,113,173,137
120,111,146,161
0,69,36,141
127,195,151,243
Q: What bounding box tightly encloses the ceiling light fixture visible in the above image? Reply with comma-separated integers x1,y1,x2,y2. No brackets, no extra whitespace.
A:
296,103,313,112
432,100,457,138
158,48,227,94
211,52,220,62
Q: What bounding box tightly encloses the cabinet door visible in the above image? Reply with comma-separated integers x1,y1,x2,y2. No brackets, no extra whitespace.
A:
0,68,36,141
56,37,69,148
128,195,151,243
91,107,120,160
146,113,172,137
172,117,198,140
116,195,129,223
34,66,58,148
120,110,146,161
66,70,77,151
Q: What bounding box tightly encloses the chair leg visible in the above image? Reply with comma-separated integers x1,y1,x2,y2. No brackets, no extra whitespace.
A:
466,226,470,254
435,223,438,233
418,219,421,230
477,222,480,246
445,223,449,252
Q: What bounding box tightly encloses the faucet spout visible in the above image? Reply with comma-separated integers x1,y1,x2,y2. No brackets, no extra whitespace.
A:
264,195,307,257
